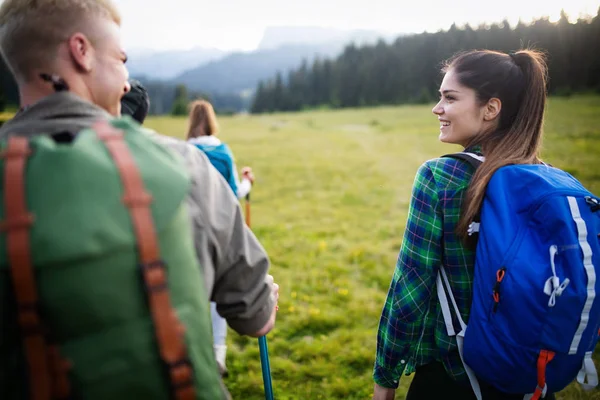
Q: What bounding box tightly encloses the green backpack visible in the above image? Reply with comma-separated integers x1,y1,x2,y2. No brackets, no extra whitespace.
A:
0,118,226,400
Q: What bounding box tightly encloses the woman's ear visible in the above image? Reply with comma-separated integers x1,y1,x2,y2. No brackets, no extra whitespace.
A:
484,98,502,121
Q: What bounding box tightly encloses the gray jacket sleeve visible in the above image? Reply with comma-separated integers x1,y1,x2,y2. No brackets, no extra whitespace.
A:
147,131,275,336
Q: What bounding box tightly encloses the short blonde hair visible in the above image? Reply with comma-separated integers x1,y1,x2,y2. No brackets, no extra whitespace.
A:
0,0,121,82
186,100,219,140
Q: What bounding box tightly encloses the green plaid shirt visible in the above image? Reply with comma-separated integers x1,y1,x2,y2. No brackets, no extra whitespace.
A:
374,154,479,388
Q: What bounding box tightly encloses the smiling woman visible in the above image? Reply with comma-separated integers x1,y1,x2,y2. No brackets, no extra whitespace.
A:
372,48,556,400
432,70,499,148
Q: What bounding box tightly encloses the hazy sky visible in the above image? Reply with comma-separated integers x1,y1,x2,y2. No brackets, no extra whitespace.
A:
4,0,599,52
115,0,599,52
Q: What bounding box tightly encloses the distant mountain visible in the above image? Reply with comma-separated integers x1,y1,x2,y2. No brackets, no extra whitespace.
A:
171,25,399,95
130,26,400,114
127,47,228,80
258,26,394,51
171,42,347,94
130,26,398,93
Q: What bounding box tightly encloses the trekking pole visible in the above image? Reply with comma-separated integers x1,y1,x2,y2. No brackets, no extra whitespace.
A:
245,193,274,400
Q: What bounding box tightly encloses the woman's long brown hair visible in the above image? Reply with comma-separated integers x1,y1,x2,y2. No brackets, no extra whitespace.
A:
444,49,549,244
186,99,219,140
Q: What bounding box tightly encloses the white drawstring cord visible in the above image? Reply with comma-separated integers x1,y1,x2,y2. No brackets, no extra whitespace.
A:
544,245,570,307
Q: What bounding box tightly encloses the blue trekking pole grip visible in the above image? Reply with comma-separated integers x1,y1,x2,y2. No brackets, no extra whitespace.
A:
245,193,274,400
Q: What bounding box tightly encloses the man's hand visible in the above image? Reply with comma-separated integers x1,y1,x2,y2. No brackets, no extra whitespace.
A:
266,273,279,306
249,274,279,337
242,166,255,184
373,383,395,400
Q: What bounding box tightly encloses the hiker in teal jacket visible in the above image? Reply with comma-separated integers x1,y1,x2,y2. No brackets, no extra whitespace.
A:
186,100,254,200
186,99,255,375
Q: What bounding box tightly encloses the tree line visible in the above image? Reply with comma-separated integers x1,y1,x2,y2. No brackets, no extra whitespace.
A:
2,10,599,115
0,58,18,112
251,10,600,113
143,80,251,116
0,62,248,115
0,66,247,116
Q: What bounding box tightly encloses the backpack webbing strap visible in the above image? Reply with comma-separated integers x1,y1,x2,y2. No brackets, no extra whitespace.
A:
1,137,71,400
442,152,484,170
530,350,555,400
443,152,484,240
436,267,482,400
95,122,196,400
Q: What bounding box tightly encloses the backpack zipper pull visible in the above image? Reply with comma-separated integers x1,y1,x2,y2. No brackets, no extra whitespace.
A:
493,267,506,312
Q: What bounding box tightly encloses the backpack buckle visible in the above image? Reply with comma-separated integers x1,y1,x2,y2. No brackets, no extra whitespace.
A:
468,221,480,236
17,301,44,336
139,260,168,293
166,356,195,395
585,196,600,212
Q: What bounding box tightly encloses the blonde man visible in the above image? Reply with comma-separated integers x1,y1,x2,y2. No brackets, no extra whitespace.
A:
0,1,278,398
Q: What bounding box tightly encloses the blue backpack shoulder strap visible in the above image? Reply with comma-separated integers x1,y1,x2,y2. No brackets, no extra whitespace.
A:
442,151,486,240
442,152,484,170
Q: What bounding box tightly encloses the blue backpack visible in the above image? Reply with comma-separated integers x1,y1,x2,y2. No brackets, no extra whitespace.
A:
191,142,238,195
437,152,600,400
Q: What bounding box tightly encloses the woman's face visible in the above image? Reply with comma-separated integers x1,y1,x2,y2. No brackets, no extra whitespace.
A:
432,69,489,147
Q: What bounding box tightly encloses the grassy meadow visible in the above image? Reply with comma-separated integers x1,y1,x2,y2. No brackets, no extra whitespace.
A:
144,95,600,400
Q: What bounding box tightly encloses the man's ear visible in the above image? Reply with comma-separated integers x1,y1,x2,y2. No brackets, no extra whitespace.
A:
68,33,94,72
484,98,502,121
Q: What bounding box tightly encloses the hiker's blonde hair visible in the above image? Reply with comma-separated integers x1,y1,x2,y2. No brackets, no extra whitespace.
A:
186,100,219,139
0,0,121,82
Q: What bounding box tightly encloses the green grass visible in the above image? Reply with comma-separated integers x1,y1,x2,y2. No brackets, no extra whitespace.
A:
145,95,600,400
0,111,13,128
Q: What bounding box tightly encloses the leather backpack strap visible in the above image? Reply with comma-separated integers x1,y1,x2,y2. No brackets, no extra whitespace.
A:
95,122,196,400
1,137,52,400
